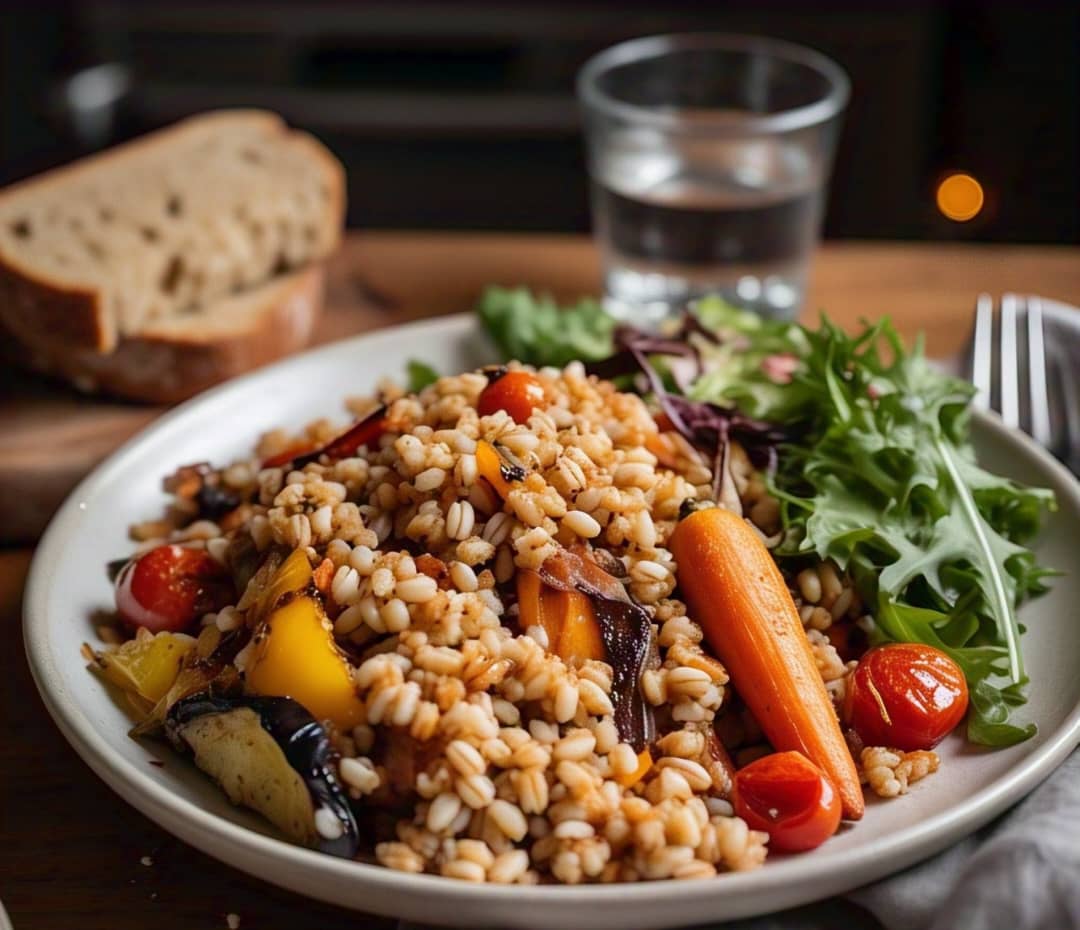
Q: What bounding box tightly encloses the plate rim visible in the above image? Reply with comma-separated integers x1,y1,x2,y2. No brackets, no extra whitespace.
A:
22,311,1080,922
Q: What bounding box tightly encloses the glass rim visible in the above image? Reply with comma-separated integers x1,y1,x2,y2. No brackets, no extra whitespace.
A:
577,33,850,135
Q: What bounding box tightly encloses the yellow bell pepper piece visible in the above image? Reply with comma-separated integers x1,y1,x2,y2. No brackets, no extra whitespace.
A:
255,548,314,620
95,630,196,704
245,594,364,729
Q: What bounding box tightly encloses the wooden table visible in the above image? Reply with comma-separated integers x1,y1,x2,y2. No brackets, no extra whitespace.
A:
3,233,1079,930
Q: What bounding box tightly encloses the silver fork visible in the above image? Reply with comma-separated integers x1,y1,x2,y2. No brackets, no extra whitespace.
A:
970,293,1080,473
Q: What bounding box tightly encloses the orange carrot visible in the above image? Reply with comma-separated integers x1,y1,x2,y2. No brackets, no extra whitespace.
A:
517,570,604,662
516,569,547,634
476,440,514,499
670,507,864,820
646,415,681,469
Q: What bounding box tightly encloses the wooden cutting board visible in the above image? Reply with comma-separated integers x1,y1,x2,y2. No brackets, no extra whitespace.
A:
0,233,601,542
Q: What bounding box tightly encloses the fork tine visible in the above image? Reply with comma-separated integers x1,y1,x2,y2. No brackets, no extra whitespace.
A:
999,293,1020,428
1026,296,1052,447
972,293,994,409
1061,356,1080,473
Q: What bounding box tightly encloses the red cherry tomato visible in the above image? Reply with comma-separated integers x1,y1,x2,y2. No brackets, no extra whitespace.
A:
734,751,842,852
115,545,234,633
845,643,969,751
477,370,544,423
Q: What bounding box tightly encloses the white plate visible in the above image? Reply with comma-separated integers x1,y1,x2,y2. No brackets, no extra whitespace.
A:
23,313,1080,929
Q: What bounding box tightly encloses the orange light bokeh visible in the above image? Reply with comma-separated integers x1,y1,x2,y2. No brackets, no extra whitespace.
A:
936,173,985,222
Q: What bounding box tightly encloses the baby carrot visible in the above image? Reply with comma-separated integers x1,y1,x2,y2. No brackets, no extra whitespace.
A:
670,506,864,820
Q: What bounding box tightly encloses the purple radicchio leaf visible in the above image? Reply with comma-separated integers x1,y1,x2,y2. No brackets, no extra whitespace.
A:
585,320,787,503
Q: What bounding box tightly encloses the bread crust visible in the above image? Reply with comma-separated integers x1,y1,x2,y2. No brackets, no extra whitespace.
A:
0,256,108,348
0,109,344,352
7,266,325,404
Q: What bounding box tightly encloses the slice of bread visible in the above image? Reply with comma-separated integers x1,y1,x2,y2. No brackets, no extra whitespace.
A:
4,265,325,404
0,110,344,353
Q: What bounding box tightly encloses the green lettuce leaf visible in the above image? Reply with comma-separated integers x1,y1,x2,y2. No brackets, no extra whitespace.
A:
406,359,440,393
476,286,615,368
688,297,813,421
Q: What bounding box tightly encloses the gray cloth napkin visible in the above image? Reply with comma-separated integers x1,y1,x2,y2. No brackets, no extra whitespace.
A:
853,747,1080,930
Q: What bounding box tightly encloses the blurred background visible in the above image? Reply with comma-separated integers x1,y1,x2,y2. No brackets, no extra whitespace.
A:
1,1,1077,243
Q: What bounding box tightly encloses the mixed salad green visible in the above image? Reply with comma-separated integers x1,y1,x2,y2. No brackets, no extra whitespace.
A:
476,286,1056,746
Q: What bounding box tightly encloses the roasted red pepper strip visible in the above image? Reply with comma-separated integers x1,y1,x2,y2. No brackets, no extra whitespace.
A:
262,406,387,470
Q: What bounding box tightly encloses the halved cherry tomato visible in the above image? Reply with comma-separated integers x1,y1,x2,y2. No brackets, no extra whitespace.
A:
115,545,235,634
477,370,544,423
733,751,842,852
844,643,968,751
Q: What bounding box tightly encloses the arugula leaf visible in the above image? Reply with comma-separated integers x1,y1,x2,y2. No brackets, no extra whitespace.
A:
406,359,440,393
968,678,1038,746
691,307,1055,745
928,436,1026,681
476,286,615,368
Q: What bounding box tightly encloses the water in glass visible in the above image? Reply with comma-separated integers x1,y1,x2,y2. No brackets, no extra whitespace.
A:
592,131,822,323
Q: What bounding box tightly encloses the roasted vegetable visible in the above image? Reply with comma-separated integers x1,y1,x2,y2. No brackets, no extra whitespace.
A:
91,629,196,704
517,570,605,663
166,694,359,857
89,621,242,732
536,548,655,751
252,547,309,617
127,623,244,734
670,505,864,819
262,405,387,470
245,550,365,729
475,440,526,500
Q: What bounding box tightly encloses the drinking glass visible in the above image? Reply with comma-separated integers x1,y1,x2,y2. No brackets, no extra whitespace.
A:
578,34,849,325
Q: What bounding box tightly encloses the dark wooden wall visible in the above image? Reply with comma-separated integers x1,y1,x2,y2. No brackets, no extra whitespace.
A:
1,2,1077,243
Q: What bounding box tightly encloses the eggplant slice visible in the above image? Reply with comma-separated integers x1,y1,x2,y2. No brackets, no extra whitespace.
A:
166,694,359,858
